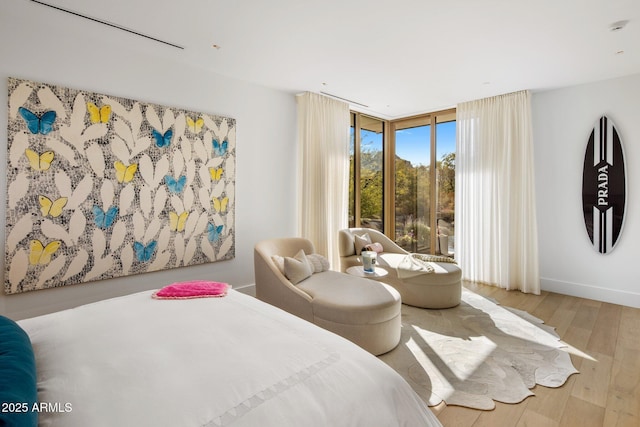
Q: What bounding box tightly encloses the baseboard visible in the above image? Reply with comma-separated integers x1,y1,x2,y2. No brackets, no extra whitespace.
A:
541,278,640,309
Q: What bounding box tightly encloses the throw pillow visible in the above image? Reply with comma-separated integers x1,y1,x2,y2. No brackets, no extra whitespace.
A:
307,253,330,273
364,242,384,253
152,281,229,299
0,316,38,427
284,249,313,285
354,233,372,254
271,255,285,274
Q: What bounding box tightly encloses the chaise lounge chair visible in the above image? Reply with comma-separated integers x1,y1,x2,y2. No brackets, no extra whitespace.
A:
254,237,401,355
338,228,462,309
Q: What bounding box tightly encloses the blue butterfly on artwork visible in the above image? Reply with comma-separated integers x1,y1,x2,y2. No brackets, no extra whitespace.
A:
18,107,57,135
207,223,224,242
133,241,157,262
212,138,228,156
92,205,119,229
152,128,173,148
165,175,187,194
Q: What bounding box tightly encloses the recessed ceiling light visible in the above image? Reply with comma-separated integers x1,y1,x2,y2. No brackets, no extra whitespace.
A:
609,20,629,32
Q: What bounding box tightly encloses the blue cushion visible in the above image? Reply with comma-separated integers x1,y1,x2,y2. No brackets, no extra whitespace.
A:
0,316,38,427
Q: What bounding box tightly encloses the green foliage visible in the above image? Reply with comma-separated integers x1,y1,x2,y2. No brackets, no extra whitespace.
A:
396,218,431,252
359,146,383,221
437,152,455,220
349,140,455,253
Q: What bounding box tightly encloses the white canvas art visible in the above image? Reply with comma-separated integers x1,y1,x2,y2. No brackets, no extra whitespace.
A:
5,77,236,294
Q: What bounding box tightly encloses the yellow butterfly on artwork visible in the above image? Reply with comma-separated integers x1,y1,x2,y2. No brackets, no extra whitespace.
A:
29,239,61,265
186,116,204,133
25,149,55,171
114,161,138,183
169,211,189,232
212,196,229,213
39,195,68,218
209,167,224,181
87,102,112,124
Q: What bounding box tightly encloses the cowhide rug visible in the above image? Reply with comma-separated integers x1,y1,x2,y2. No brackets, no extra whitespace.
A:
379,289,578,410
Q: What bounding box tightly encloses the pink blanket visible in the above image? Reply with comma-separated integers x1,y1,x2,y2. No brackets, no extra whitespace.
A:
152,281,229,299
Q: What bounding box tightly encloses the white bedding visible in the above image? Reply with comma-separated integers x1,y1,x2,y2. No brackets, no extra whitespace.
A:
19,289,441,427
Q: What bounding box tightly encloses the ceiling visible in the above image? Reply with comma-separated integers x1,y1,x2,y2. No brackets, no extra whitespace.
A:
25,0,640,119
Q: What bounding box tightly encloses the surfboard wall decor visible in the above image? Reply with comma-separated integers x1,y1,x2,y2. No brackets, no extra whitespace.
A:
582,116,627,254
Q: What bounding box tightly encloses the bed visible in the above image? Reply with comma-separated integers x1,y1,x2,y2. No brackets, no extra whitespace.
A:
9,288,441,426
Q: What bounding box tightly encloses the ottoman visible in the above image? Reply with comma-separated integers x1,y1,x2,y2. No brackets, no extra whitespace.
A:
389,254,462,308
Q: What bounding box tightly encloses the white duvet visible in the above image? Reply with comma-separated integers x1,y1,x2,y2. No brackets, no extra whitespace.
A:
19,289,441,427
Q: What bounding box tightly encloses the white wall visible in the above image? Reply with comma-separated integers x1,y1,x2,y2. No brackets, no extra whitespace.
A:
0,2,298,319
532,73,640,308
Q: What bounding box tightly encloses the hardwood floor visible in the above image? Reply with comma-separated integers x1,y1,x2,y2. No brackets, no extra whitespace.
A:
425,282,640,427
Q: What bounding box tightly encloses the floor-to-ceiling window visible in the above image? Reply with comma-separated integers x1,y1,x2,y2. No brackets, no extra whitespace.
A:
435,116,456,256
349,113,385,232
393,116,431,253
350,109,455,256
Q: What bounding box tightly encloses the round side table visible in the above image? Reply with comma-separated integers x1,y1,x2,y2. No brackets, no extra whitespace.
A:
346,266,389,278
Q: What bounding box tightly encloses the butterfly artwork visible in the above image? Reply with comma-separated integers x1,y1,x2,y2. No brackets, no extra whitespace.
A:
18,107,57,135
114,161,138,183
5,78,237,294
39,195,68,218
29,239,61,265
92,205,119,229
134,241,157,262
209,167,223,181
207,223,224,242
25,149,55,171
87,102,112,123
212,196,229,213
212,138,228,156
152,128,173,148
169,211,189,232
165,175,187,194
186,116,204,133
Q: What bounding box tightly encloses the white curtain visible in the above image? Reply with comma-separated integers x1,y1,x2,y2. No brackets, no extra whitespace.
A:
455,90,540,294
296,92,350,269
